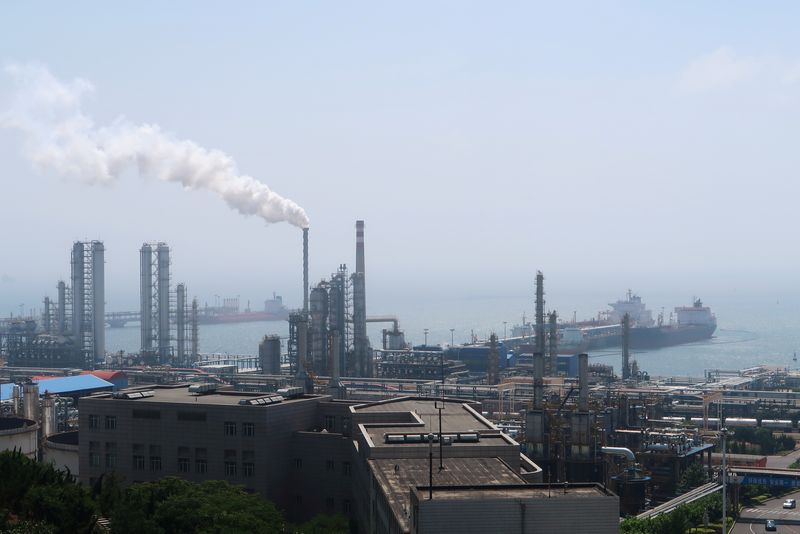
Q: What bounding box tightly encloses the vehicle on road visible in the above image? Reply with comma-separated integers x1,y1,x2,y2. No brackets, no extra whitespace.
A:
783,498,796,509
766,518,777,531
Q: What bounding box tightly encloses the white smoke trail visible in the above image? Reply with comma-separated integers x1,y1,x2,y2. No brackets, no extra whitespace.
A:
1,63,310,229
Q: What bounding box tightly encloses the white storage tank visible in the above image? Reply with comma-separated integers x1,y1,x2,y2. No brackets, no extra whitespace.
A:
761,419,793,430
0,417,39,459
42,430,79,475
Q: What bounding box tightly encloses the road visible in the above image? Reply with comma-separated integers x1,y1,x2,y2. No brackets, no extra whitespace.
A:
732,490,800,534
768,448,800,470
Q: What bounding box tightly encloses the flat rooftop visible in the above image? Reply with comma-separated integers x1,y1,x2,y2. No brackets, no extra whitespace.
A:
354,397,507,447
86,384,321,407
371,457,526,532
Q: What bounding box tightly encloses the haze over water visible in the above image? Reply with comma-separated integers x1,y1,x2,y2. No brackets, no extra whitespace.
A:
106,289,800,378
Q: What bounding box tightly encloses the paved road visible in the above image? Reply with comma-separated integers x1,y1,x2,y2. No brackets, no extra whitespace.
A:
767,448,800,469
733,490,800,534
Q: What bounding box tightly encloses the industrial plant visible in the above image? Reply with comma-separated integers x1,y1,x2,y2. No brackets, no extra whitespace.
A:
1,219,800,533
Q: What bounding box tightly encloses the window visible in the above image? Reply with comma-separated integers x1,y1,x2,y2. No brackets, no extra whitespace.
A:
105,443,117,468
294,458,302,469
243,462,255,477
89,441,101,467
242,422,255,437
150,456,162,471
326,497,335,511
342,417,351,435
343,500,352,514
295,495,303,505
178,457,190,473
224,462,237,477
224,421,237,436
195,459,207,474
149,445,161,471
343,461,351,476
324,415,335,431
133,455,145,471
88,415,99,429
326,459,335,471
105,416,116,430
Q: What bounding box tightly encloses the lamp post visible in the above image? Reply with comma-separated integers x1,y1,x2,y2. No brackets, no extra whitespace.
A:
721,427,728,533
503,321,507,340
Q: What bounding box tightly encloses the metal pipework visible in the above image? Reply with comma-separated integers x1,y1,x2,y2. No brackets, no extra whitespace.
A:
601,446,636,463
578,352,589,411
56,281,66,335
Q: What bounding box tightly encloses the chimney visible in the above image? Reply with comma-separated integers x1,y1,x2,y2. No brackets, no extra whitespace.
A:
303,228,309,314
578,353,589,411
356,220,365,274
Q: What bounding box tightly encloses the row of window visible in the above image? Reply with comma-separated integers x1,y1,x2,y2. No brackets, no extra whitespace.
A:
294,458,351,476
224,421,255,437
87,415,256,437
91,454,256,478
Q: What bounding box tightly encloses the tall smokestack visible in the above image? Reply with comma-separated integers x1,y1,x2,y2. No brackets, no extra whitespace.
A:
303,228,309,314
352,220,370,377
356,220,365,274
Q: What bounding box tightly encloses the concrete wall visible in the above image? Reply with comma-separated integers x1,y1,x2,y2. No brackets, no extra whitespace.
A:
413,490,619,534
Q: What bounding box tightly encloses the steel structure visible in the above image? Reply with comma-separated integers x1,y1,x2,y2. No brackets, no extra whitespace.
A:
535,271,546,369
140,242,172,363
70,241,104,368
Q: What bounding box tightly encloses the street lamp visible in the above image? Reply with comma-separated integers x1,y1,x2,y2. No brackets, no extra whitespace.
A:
721,427,728,533
503,321,507,340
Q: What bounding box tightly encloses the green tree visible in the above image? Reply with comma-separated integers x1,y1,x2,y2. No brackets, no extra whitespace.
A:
110,477,286,534
296,514,349,534
676,462,707,494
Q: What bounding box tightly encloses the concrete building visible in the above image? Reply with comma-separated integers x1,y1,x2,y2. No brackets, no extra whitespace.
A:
79,387,619,533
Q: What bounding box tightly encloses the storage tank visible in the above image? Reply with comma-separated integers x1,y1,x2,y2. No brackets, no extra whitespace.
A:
725,418,757,428
42,430,79,475
0,417,39,459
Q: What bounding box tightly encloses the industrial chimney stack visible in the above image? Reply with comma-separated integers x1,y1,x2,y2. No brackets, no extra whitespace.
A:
352,220,370,377
356,220,365,275
303,228,309,314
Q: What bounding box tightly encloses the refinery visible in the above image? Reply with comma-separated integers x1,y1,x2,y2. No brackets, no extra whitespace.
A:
0,219,799,533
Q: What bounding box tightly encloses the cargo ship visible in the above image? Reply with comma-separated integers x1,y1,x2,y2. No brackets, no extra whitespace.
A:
198,294,289,325
540,292,716,353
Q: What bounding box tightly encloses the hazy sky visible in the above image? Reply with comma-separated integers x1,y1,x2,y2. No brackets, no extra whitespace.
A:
2,1,800,317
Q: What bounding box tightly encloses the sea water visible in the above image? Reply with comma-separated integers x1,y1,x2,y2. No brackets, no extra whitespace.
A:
105,291,800,378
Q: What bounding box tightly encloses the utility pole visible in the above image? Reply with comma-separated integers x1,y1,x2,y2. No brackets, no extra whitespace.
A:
721,427,728,533
428,433,434,500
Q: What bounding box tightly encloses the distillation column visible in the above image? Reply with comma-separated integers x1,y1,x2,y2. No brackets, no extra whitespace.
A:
91,241,105,363
140,244,153,354
156,243,171,363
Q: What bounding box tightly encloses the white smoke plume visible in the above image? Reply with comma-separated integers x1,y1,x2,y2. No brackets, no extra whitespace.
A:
1,63,310,229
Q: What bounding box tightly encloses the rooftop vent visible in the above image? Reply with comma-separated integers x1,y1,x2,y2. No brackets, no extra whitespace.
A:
383,432,480,444
112,390,155,400
238,395,284,406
